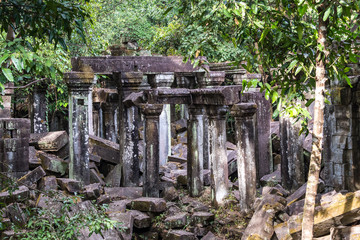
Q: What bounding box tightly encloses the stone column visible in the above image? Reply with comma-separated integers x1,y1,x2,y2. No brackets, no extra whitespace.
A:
148,72,174,166
207,105,229,207
0,83,14,118
65,72,95,185
114,72,143,187
103,91,118,143
88,90,94,135
30,84,48,133
187,105,205,197
231,103,257,211
280,113,305,191
196,71,226,170
92,102,100,137
140,104,163,197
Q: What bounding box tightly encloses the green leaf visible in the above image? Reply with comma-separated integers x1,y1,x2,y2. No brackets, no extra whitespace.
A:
344,75,353,88
11,56,23,71
0,54,9,66
259,28,270,42
271,91,278,103
286,60,298,73
295,66,303,75
2,68,14,82
349,52,357,63
297,25,303,40
323,7,331,21
305,98,314,107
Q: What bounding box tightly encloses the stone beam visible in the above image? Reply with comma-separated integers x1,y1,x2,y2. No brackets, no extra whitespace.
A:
71,56,199,74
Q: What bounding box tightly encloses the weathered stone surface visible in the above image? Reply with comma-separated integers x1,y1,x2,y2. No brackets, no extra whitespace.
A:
1,230,27,239
0,186,29,204
330,225,360,239
104,187,142,200
202,231,221,240
6,203,27,227
57,178,82,193
174,119,187,133
97,194,111,205
89,135,120,164
36,194,63,215
90,168,105,185
131,197,166,212
163,186,179,202
242,189,286,240
38,175,58,191
275,191,360,238
191,212,214,226
108,212,134,240
128,210,151,229
260,169,281,187
134,231,159,240
164,212,188,229
29,146,41,168
106,200,129,214
83,183,102,200
17,166,46,186
286,182,307,206
39,151,68,175
30,131,68,151
162,230,196,240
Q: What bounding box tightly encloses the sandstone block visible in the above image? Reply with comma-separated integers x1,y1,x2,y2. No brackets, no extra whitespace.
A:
129,210,151,229
82,183,102,200
57,178,82,193
38,176,58,191
202,231,221,240
191,212,214,226
0,186,29,204
162,230,196,240
6,203,27,227
131,197,166,213
164,212,188,229
108,212,134,240
39,151,68,175
104,187,142,200
107,200,129,214
30,131,68,151
89,135,119,164
17,166,46,187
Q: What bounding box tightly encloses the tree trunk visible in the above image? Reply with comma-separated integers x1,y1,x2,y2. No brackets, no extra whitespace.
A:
301,3,328,240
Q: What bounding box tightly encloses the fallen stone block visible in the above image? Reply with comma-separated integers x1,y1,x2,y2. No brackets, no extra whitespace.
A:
128,210,151,229
89,153,101,163
97,194,111,205
260,169,281,187
226,141,237,150
242,189,286,240
286,182,307,206
52,143,69,159
275,191,360,239
131,197,166,213
30,131,68,151
165,212,188,229
6,203,27,227
38,175,58,191
174,119,187,133
104,164,121,187
17,166,46,187
89,135,119,164
29,146,41,169
39,151,68,175
57,178,82,193
187,201,209,213
36,193,63,216
191,212,214,226
90,168,105,185
82,183,102,200
0,186,29,204
108,212,134,240
134,231,159,240
168,155,187,164
162,230,196,240
107,200,129,214
104,187,142,200
163,186,179,202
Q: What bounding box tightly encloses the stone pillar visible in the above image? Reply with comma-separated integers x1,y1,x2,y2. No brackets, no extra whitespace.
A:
207,105,229,206
92,102,101,137
0,83,14,118
65,72,95,185
231,103,257,211
88,90,94,135
115,72,143,187
0,119,30,179
103,91,118,143
140,104,163,197
187,105,205,197
30,84,48,133
148,72,174,166
280,113,305,191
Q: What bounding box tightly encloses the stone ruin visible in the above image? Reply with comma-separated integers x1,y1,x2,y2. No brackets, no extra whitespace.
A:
1,56,360,239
